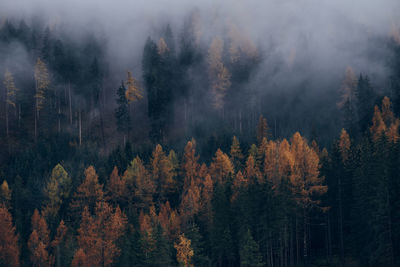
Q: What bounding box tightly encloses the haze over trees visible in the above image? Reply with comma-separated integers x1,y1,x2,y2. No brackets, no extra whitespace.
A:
0,1,400,266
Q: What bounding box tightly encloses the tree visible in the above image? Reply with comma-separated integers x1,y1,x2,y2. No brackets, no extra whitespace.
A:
244,154,262,184
34,58,50,139
0,204,20,267
125,71,143,104
180,179,201,225
105,166,127,206
70,166,104,215
239,229,264,267
73,202,127,267
28,209,51,267
3,69,18,137
150,144,176,202
289,132,327,265
256,115,269,144
51,220,68,267
42,164,71,221
123,157,155,210
356,75,375,133
208,37,231,112
230,136,244,172
115,81,131,144
0,180,11,207
174,233,194,267
209,149,234,184
181,139,200,191
338,67,357,133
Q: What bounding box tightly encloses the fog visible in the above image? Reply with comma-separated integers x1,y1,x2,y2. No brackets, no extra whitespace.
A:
2,0,399,76
1,0,400,144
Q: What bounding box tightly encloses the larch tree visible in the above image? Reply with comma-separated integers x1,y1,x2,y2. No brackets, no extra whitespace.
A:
0,204,20,267
244,154,262,184
28,209,52,267
208,37,231,113
51,220,67,267
263,140,280,187
230,136,244,172
180,179,201,225
105,166,127,206
370,106,386,142
70,166,104,215
336,128,352,264
209,149,234,184
338,67,358,134
123,156,155,210
150,144,176,201
125,71,143,104
289,132,327,265
42,164,71,221
174,233,194,267
256,115,269,145
73,202,127,267
34,58,50,139
181,139,200,191
3,69,18,137
0,180,11,207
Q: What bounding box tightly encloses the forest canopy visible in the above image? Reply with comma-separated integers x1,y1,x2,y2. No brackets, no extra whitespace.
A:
0,1,400,266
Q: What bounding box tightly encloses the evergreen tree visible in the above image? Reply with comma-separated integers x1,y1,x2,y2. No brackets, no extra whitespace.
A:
239,229,264,267
115,81,131,144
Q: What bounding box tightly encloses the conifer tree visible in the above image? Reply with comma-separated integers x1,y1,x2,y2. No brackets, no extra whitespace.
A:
181,139,200,191
34,58,49,139
42,164,71,221
230,136,244,172
123,157,155,210
151,144,176,202
256,115,269,144
239,229,264,267
105,166,127,206
208,37,231,112
174,233,194,267
28,209,52,267
125,71,143,104
209,149,234,184
0,204,20,267
0,180,11,207
73,202,127,267
115,81,131,144
51,220,67,267
3,69,18,137
70,166,104,215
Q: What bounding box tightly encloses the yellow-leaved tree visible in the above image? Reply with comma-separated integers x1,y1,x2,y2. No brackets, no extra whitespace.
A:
125,71,143,104
34,58,49,139
3,69,18,137
208,37,231,113
174,233,194,267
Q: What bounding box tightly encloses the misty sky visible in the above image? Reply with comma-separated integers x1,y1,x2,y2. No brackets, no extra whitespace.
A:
1,0,400,87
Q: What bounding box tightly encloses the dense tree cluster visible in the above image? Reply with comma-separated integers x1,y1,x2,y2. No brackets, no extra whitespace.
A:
0,16,400,267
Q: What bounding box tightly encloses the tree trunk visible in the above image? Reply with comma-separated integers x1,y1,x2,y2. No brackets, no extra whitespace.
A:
296,217,299,265
5,103,8,138
303,209,308,267
35,103,38,140
58,96,61,133
338,176,344,266
239,109,242,135
79,109,82,146
327,213,332,266
69,82,72,125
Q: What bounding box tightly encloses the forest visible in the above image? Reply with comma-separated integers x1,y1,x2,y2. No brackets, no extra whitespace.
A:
0,1,400,266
